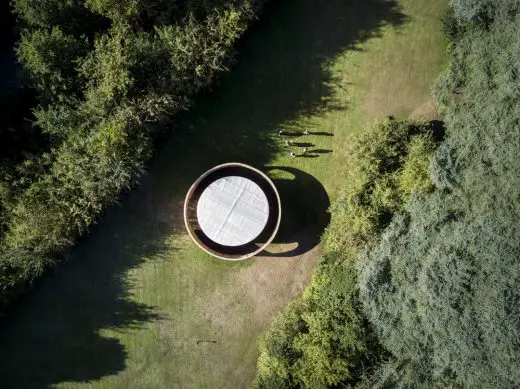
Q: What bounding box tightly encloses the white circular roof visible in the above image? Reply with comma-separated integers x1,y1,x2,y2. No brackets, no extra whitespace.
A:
197,176,269,246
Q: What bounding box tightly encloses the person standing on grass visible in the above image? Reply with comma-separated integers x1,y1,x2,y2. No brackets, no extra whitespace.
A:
278,130,284,136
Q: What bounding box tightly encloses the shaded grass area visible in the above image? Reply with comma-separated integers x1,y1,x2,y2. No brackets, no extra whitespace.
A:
0,0,18,92
0,0,448,388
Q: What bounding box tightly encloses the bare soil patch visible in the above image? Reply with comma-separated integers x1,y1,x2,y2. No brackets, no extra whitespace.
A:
409,98,442,120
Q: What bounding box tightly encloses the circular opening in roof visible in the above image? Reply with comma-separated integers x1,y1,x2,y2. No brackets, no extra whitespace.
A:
196,176,269,246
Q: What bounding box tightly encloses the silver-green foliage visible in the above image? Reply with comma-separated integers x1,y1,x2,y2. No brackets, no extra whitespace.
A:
452,0,520,23
358,1,520,387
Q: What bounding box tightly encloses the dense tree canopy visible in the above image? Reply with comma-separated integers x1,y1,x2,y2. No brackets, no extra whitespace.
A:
0,0,267,307
358,1,520,387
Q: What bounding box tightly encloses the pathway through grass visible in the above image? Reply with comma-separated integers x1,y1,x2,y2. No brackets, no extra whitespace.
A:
0,0,448,388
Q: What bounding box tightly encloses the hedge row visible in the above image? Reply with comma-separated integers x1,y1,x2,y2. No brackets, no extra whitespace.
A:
0,0,267,307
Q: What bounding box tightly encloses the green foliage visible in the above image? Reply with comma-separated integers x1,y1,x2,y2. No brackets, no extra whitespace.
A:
5,107,151,252
0,247,48,306
18,27,89,103
14,0,86,28
255,298,308,388
255,255,372,389
441,7,459,40
452,0,520,25
397,134,436,199
291,260,370,388
358,1,520,387
13,0,108,38
85,0,141,21
254,120,440,389
323,120,438,256
0,0,268,308
79,24,134,107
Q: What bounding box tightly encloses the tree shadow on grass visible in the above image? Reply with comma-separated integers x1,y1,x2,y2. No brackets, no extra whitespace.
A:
0,205,168,388
163,0,407,170
0,0,406,387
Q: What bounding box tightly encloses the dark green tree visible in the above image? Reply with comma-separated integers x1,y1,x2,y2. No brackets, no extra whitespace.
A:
0,0,269,308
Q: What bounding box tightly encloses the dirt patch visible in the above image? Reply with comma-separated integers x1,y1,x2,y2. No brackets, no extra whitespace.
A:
409,98,442,120
189,241,320,339
234,243,320,327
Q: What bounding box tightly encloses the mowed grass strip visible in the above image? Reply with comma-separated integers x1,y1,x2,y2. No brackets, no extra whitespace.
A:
0,0,448,388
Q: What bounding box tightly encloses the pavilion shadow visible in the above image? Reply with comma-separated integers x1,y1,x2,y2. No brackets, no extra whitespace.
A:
260,166,330,257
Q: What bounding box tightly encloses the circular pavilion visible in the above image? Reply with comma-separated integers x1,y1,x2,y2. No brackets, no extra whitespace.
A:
184,163,281,260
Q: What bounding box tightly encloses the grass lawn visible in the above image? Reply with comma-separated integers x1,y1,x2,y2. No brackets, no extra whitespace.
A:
0,0,448,388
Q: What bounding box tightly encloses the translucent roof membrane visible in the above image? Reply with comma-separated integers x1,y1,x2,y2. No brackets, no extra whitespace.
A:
197,176,269,246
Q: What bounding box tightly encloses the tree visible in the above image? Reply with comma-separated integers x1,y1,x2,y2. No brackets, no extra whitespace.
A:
18,27,89,104
357,1,520,387
0,0,269,308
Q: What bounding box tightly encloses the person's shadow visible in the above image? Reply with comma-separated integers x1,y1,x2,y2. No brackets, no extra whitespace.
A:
309,149,333,154
291,142,314,147
310,131,334,136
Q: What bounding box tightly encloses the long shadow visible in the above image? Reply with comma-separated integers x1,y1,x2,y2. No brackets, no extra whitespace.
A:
310,149,334,154
310,131,335,136
291,142,315,147
0,204,166,388
0,0,406,387
297,154,320,158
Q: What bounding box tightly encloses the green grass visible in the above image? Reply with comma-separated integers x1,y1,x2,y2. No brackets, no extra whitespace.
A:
0,0,448,388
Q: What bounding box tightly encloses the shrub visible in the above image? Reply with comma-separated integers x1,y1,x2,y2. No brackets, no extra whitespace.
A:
18,27,90,104
323,120,438,256
255,254,373,389
254,120,441,388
